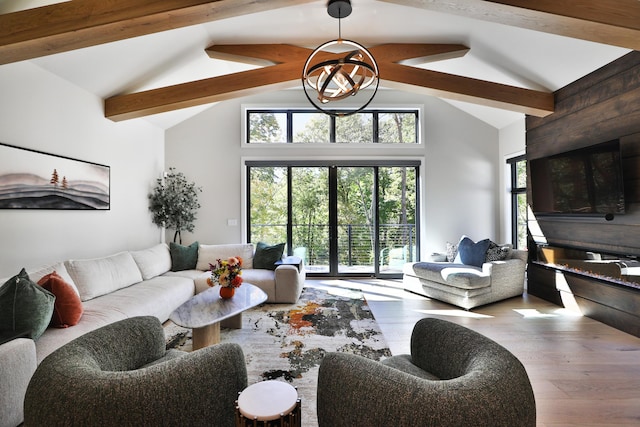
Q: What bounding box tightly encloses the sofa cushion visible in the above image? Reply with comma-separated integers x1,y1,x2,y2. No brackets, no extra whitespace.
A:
169,241,199,271
455,237,491,267
410,262,490,290
131,244,172,279
0,269,55,340
253,242,285,270
37,272,83,328
241,269,277,302
25,262,80,297
196,243,255,271
88,275,194,323
66,252,143,302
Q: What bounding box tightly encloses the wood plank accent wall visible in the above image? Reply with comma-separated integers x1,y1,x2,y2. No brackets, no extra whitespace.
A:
526,51,640,338
527,51,640,255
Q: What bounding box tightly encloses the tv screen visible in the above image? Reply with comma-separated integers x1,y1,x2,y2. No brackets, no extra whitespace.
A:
530,140,625,215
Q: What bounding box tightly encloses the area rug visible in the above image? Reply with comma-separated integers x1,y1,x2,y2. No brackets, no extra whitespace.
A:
165,285,391,427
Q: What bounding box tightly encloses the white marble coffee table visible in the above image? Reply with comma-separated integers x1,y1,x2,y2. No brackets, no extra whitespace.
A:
169,283,267,350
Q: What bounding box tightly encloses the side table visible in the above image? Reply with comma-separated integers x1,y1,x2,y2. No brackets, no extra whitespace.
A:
235,380,301,427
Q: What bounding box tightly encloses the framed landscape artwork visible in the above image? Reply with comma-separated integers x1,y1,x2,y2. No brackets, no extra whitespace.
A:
0,143,110,210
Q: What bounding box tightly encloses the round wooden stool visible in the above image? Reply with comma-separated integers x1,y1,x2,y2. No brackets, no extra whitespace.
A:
235,380,301,427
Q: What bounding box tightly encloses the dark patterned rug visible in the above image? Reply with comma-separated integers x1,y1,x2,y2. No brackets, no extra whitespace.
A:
165,285,391,426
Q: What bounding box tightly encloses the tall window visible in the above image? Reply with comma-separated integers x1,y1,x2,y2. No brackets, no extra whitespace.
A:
247,162,418,277
508,155,527,249
246,108,420,278
247,109,418,144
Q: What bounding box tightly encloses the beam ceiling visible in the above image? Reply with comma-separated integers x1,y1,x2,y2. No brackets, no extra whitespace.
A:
104,43,554,121
380,0,640,50
7,0,632,121
0,0,316,65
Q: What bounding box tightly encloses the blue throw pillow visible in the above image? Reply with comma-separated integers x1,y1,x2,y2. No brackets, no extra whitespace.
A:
456,237,491,267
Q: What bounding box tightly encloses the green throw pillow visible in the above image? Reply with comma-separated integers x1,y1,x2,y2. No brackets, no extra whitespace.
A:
0,268,55,340
253,242,285,270
169,241,199,271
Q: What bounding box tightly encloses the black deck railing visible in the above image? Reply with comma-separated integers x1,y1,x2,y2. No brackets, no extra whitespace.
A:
251,223,416,270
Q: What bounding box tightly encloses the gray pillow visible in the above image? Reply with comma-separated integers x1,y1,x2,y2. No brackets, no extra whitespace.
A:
0,268,55,340
253,242,285,270
485,241,512,262
169,241,199,271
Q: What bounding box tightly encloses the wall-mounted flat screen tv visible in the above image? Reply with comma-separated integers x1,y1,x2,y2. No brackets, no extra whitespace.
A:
530,139,625,215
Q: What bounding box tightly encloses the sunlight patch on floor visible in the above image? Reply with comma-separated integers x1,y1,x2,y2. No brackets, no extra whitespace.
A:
414,309,493,319
306,278,424,302
513,308,559,318
513,308,583,318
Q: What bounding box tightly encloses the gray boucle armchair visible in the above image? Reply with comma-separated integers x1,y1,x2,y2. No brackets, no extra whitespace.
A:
317,318,535,427
24,316,247,427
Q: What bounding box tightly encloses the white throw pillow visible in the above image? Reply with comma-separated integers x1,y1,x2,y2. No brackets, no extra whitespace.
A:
196,244,255,271
130,244,172,280
27,261,80,296
0,262,80,296
66,252,143,301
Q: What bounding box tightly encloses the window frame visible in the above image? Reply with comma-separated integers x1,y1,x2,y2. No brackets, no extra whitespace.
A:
245,108,420,144
507,154,527,249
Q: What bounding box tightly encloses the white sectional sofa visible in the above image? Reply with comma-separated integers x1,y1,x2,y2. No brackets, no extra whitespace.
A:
0,242,305,427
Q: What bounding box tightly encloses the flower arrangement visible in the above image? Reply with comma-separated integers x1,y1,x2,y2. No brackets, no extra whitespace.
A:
208,256,243,288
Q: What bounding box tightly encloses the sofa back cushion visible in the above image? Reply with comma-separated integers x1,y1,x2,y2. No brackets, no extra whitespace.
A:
130,244,172,280
25,262,80,296
196,244,255,271
66,252,143,301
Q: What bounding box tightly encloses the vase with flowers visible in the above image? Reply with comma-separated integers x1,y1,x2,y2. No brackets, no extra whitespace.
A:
207,256,243,299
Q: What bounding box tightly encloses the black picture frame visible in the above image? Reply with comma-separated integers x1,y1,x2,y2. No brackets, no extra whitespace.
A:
0,142,110,210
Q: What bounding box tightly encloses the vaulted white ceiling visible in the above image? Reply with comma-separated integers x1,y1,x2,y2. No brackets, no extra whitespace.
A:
0,0,630,129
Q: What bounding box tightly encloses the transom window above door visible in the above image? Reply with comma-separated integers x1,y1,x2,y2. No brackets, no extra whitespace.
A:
246,109,419,144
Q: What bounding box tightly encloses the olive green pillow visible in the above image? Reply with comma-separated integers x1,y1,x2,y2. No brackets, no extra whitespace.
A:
253,242,285,270
0,268,55,340
169,241,199,271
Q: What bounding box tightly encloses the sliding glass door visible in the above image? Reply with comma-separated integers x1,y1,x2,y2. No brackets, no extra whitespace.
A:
247,162,419,277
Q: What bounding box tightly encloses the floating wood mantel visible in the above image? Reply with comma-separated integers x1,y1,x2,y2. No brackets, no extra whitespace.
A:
105,43,554,121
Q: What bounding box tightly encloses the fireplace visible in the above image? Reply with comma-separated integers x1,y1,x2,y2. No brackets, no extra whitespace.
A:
528,244,640,337
534,245,640,290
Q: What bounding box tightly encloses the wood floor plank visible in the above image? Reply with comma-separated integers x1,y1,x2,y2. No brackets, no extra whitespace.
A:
309,278,640,427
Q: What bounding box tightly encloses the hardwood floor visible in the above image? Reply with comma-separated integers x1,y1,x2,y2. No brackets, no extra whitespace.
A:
309,278,640,426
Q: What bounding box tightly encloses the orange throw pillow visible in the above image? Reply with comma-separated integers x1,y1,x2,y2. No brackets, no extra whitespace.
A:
38,271,84,328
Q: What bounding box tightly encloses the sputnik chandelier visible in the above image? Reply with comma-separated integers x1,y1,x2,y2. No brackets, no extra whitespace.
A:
302,0,379,116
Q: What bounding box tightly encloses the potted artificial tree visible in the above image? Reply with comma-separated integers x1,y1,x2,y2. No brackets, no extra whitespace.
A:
148,168,201,243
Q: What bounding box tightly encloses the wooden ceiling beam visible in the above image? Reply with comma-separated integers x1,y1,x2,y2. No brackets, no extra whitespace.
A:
380,0,640,50
105,62,302,121
381,63,554,117
105,43,553,121
0,0,315,65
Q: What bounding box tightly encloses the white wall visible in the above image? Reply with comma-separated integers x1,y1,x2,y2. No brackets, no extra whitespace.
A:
498,118,526,244
0,62,165,277
166,88,501,258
